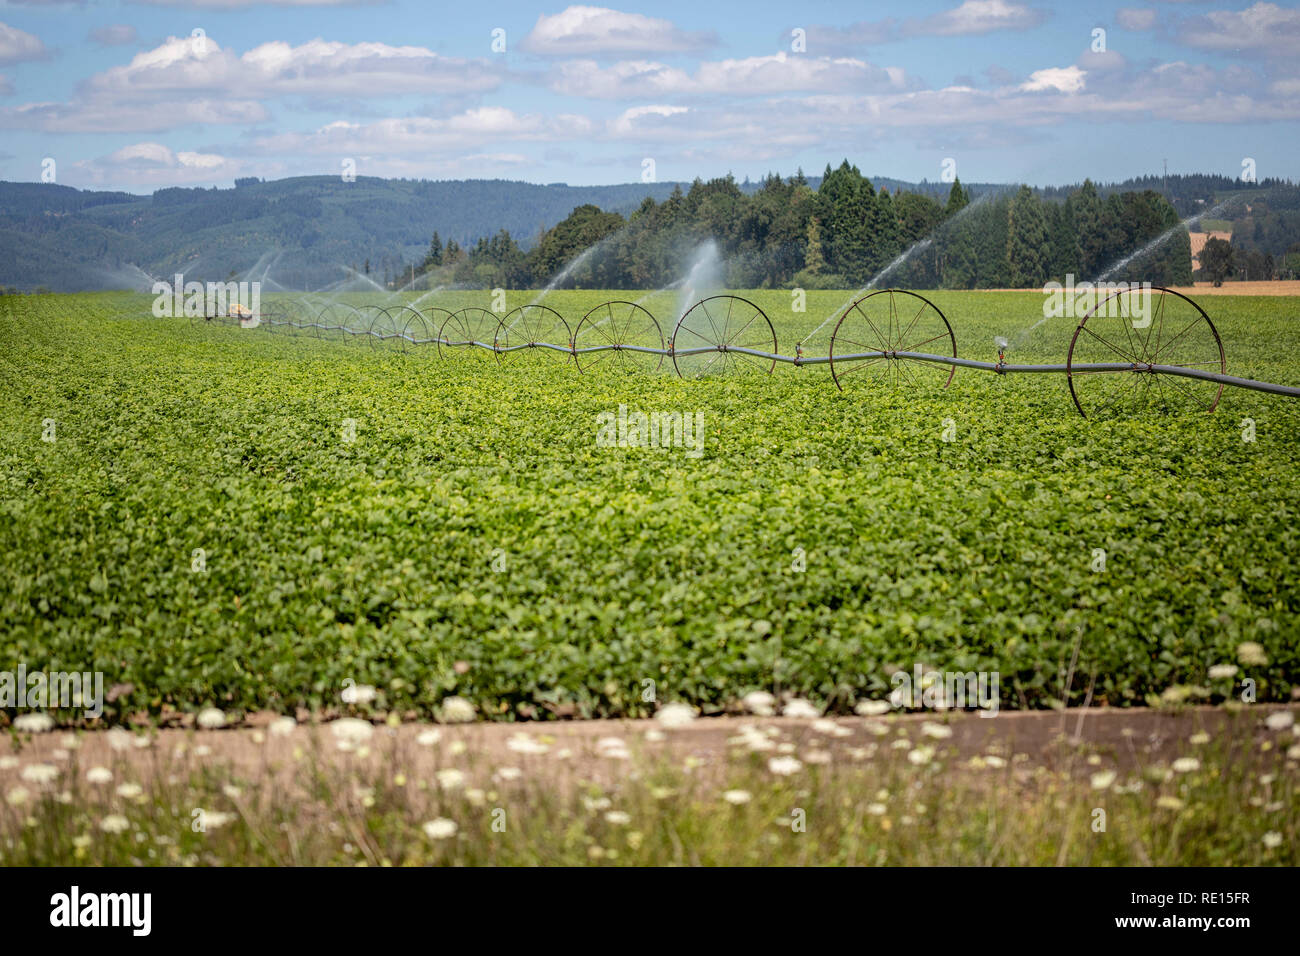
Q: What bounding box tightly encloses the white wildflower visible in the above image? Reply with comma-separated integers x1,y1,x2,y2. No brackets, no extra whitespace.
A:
341,683,376,705
436,768,466,790
1265,711,1295,731
767,756,802,776
438,697,476,723
907,746,935,765
196,707,226,730
655,702,696,728
1237,642,1268,667
423,818,458,840
782,698,820,719
506,733,550,755
20,764,59,785
329,718,373,749
13,713,54,734
1090,770,1117,790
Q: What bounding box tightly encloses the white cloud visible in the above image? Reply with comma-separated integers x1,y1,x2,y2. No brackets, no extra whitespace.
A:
1176,2,1300,56
247,106,596,157
2,33,502,132
83,35,501,98
72,141,242,186
616,59,1300,158
0,21,47,66
796,2,1043,54
1076,48,1128,75
609,103,690,135
1020,65,1086,93
0,98,269,133
521,5,715,55
1116,8,1157,31
904,0,1045,38
552,52,908,99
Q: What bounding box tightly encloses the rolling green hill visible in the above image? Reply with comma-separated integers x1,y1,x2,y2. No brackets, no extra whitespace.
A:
0,173,1007,292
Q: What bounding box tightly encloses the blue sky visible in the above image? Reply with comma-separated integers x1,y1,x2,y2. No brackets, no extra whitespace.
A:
0,0,1297,192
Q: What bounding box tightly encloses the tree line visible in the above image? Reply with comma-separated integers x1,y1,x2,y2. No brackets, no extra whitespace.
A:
406,162,1204,292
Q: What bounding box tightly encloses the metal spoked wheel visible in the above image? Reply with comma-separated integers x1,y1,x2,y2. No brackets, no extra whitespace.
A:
286,299,318,336
829,289,957,392
365,305,421,350
496,305,573,365
315,303,360,342
438,308,500,359
573,301,665,374
359,305,391,348
1067,285,1225,419
260,302,281,333
409,307,450,350
670,295,777,378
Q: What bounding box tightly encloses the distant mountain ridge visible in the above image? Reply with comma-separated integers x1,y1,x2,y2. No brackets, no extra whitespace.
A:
0,172,1283,291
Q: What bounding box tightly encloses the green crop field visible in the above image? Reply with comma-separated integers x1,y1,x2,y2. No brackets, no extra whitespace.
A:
2,289,1298,724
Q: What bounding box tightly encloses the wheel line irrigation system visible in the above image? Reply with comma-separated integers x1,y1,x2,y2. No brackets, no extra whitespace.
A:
200,287,1300,419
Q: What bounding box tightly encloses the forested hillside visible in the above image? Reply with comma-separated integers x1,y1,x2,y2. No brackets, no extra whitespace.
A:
420,167,1199,292
0,170,1295,292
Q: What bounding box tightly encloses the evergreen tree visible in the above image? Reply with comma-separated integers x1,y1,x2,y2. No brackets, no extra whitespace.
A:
972,197,1011,288
804,217,825,275
1005,185,1049,288
1047,199,1080,282
422,231,443,271
1072,180,1112,277
872,187,903,276
894,192,944,243
818,161,872,283
945,178,970,217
